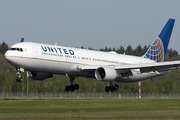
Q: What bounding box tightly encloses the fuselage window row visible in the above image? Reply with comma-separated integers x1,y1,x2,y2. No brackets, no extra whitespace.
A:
41,52,127,65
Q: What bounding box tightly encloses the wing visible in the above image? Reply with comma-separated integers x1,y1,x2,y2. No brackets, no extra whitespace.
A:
78,60,180,74
115,60,180,73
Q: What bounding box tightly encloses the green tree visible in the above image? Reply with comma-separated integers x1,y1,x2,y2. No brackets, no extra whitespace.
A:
134,45,143,56
126,45,133,55
142,45,149,55
0,42,9,55
116,46,125,54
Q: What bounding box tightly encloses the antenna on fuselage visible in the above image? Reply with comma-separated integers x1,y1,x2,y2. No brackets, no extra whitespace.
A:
55,43,57,46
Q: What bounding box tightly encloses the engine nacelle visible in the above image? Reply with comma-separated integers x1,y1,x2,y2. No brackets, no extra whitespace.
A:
27,71,53,80
95,67,121,81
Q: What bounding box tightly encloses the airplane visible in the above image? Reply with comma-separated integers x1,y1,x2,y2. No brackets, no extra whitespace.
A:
4,18,180,92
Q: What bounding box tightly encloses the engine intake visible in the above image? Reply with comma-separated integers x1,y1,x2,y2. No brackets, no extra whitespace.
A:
27,71,53,80
95,67,121,81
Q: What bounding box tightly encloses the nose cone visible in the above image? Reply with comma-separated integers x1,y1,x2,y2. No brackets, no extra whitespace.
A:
4,50,10,61
4,50,12,63
4,50,17,67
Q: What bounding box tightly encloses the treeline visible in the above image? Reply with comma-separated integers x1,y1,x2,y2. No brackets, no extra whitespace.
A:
0,42,178,59
83,44,178,61
0,42,180,93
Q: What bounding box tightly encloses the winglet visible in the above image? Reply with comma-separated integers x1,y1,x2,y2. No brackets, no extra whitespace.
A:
143,18,175,62
20,38,24,42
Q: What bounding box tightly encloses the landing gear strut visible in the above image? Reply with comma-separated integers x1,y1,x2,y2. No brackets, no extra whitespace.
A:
65,76,79,92
15,68,23,82
105,81,119,92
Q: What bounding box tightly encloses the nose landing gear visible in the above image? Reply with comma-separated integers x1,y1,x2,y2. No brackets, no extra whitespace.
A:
15,68,24,82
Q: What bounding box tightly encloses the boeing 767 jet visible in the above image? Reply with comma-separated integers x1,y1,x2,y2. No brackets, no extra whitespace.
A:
5,18,180,92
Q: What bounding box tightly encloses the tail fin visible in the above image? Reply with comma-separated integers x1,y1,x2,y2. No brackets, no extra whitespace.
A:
20,38,24,42
143,18,175,62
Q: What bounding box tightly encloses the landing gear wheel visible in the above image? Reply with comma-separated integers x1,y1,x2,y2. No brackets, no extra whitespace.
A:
15,67,24,82
16,77,23,82
65,76,79,92
65,84,79,92
70,85,75,92
105,82,119,92
19,77,23,82
105,86,109,92
75,84,79,90
110,86,115,92
16,77,19,82
65,86,70,92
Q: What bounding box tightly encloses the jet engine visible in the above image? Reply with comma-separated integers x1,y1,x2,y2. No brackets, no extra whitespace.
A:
27,71,53,80
95,67,121,81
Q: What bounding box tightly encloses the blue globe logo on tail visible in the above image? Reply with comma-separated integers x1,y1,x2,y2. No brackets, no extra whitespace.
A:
144,37,164,62
143,18,175,62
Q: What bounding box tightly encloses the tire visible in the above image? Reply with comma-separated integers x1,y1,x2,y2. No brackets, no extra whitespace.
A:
65,85,70,92
110,86,115,92
16,77,19,82
74,84,79,90
70,85,75,92
105,86,109,92
19,77,23,82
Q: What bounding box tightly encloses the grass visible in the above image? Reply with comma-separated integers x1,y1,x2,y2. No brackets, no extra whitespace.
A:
0,98,179,120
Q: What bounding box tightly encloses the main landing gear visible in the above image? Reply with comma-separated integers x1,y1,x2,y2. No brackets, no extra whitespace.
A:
65,76,79,92
105,81,119,92
15,68,23,82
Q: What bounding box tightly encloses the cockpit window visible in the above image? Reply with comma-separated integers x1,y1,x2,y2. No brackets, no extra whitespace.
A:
10,48,23,52
10,48,16,50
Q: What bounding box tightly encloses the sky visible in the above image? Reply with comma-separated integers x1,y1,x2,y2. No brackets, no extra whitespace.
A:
1,0,180,53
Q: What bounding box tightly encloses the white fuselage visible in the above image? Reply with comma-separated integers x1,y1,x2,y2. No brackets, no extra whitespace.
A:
5,42,168,82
